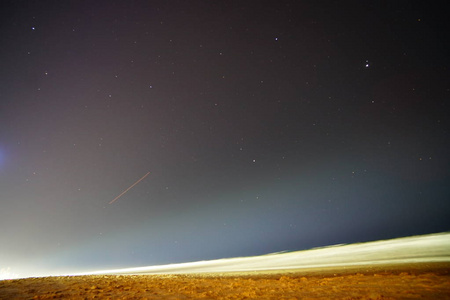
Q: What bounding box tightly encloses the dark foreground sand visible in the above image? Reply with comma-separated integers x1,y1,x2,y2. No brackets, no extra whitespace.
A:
1,262,449,299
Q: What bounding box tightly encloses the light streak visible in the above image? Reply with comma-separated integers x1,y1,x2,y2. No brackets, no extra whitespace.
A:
108,172,150,204
71,232,450,276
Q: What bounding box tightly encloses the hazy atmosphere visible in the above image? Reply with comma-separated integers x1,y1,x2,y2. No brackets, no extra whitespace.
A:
1,0,449,278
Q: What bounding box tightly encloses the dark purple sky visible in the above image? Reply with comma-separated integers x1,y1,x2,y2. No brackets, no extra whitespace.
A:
1,1,449,277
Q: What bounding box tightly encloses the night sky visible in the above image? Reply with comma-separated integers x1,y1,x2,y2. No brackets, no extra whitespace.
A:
1,1,449,277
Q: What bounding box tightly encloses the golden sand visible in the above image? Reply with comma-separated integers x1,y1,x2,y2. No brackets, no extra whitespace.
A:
1,262,449,299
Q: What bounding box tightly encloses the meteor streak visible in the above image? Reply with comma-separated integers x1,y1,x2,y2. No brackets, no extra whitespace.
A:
108,172,150,204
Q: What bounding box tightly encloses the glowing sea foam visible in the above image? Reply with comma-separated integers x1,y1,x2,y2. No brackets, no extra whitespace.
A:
75,232,450,276
0,267,20,280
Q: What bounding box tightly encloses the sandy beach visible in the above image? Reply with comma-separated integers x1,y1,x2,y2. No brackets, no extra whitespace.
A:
1,262,449,299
